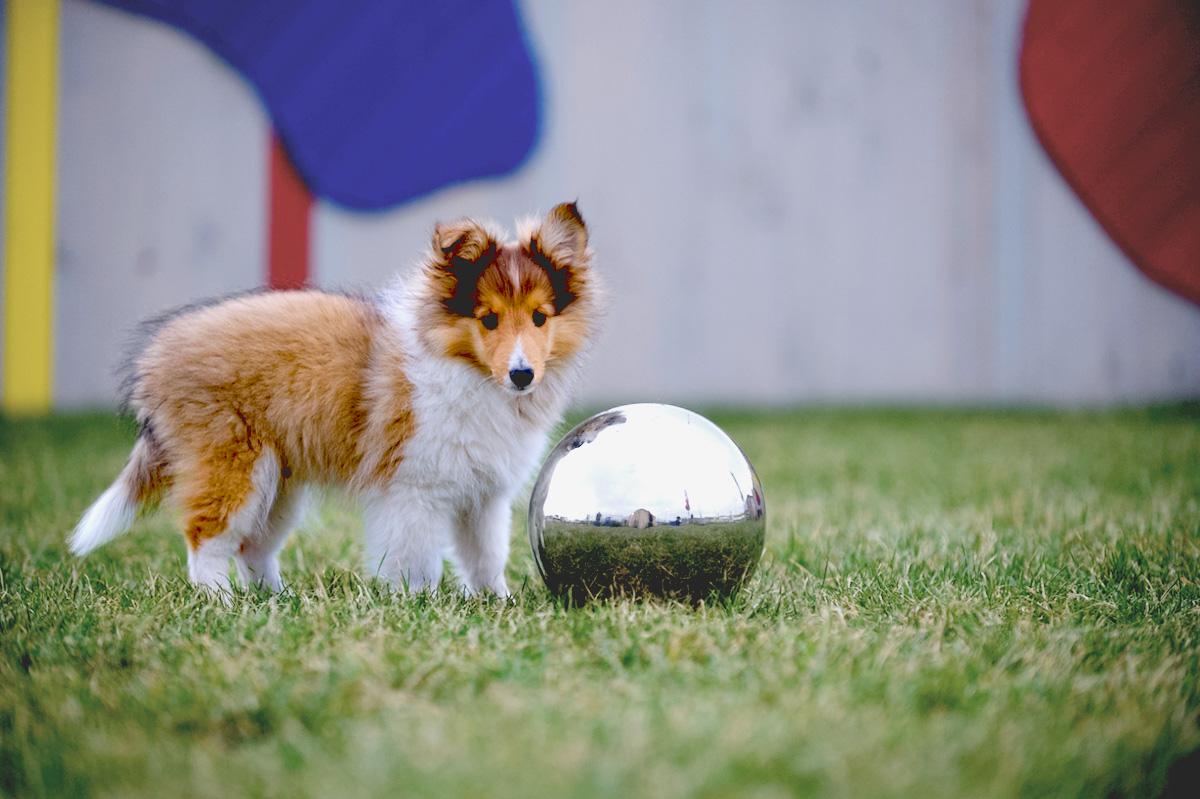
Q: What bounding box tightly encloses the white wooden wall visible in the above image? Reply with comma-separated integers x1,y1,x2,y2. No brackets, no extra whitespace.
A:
7,0,1200,408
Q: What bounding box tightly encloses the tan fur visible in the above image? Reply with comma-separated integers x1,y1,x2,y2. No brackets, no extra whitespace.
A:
131,291,409,547
128,430,171,507
77,204,596,591
417,204,594,392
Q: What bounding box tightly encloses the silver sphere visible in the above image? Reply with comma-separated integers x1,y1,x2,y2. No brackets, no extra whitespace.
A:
528,403,765,602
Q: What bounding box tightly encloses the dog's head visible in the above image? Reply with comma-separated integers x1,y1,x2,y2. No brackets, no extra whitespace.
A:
421,203,595,395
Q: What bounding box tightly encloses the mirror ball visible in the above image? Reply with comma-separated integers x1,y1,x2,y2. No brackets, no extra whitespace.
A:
528,404,765,602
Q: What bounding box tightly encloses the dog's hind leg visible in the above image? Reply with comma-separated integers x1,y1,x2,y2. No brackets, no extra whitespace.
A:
181,446,282,597
235,480,303,593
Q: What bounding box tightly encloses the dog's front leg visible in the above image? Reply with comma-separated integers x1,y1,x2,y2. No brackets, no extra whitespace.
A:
363,488,449,593
451,495,513,598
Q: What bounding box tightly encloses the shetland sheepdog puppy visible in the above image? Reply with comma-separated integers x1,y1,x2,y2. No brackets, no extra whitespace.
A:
69,202,601,597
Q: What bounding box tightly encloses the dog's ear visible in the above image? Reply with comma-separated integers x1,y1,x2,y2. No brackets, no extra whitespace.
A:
532,202,588,266
432,220,495,270
527,203,590,313
429,220,497,316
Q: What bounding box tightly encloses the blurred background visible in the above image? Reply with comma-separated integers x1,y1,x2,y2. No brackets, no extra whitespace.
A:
4,0,1200,411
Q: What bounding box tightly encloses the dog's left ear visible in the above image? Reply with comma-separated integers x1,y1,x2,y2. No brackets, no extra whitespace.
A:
532,202,588,267
527,202,591,313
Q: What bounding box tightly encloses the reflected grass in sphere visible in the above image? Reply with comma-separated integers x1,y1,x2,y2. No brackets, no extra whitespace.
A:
528,404,765,603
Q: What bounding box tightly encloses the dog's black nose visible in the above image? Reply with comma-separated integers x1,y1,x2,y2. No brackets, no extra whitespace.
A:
509,368,534,389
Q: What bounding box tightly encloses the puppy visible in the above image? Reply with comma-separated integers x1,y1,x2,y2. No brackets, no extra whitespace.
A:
70,202,601,597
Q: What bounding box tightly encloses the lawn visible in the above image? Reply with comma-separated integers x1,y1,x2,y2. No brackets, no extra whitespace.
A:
1,406,1198,798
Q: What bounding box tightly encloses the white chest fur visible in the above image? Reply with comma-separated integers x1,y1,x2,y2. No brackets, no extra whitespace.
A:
398,355,551,500
356,282,583,595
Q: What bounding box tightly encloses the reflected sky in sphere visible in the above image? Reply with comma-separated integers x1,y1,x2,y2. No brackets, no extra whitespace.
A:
540,404,756,523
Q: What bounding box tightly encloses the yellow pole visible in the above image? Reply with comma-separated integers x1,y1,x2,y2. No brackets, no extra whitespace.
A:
4,0,59,414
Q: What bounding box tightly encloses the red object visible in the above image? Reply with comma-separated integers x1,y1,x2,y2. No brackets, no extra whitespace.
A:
1020,0,1200,305
268,132,312,289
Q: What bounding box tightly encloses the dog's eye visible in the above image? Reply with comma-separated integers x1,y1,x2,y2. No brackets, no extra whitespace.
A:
481,312,499,330
532,311,547,327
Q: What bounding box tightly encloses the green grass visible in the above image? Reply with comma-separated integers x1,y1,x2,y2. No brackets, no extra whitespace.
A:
1,406,1198,798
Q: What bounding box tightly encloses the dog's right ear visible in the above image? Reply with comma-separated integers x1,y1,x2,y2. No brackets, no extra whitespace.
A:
429,220,497,317
431,220,495,270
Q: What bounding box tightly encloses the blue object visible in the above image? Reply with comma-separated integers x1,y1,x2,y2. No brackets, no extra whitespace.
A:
94,0,542,210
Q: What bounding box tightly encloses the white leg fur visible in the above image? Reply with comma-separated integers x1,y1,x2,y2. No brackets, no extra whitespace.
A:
451,495,513,597
235,483,304,592
188,533,242,597
363,488,448,593
189,451,281,596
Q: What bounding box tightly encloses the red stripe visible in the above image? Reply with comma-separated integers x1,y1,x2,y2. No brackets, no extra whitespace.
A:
268,132,312,289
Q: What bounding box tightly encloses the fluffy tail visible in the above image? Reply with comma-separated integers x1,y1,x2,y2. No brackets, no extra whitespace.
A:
70,431,170,556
